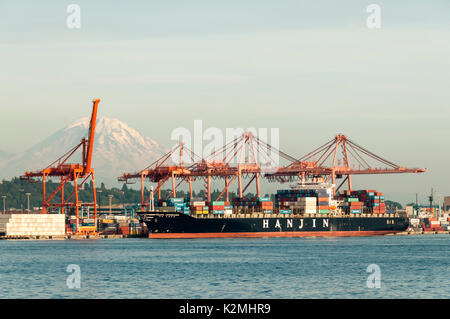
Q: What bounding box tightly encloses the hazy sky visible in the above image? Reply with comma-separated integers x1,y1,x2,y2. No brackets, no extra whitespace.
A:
0,1,449,203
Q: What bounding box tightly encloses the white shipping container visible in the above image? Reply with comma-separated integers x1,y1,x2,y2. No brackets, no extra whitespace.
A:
297,197,317,202
191,201,206,206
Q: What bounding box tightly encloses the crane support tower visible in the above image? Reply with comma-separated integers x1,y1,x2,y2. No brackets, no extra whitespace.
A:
21,99,101,235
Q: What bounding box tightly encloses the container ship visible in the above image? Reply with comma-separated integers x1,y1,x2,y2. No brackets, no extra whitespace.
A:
139,181,409,238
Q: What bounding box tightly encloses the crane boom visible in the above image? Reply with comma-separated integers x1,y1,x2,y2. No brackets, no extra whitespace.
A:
84,99,100,174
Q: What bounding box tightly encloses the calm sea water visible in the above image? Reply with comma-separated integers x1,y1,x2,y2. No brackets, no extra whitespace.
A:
0,235,448,299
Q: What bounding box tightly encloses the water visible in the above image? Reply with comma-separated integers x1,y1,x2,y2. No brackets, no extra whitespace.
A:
0,235,448,299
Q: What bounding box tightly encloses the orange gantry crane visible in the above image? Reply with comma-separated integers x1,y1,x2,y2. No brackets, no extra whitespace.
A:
118,142,200,209
119,132,296,206
265,134,427,195
119,131,426,209
189,132,296,202
21,99,100,234
119,132,427,208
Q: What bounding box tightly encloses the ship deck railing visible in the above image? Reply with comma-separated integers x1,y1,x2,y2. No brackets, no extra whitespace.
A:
192,213,398,219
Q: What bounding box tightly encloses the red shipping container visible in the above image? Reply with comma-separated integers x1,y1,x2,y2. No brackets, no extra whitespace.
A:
350,202,362,205
119,226,130,235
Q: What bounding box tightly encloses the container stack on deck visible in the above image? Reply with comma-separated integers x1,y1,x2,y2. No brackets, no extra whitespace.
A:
232,197,274,214
338,190,386,214
210,201,226,215
224,204,233,215
296,197,316,214
257,197,274,213
189,199,208,215
166,198,190,214
341,197,363,214
275,189,330,214
317,190,330,214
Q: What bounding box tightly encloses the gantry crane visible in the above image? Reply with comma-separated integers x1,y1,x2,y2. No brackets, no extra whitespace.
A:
118,142,200,209
119,132,426,208
119,132,295,206
21,99,101,234
189,132,296,202
265,134,427,195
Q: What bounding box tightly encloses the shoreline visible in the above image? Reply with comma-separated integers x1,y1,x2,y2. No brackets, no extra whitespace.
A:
1,231,449,240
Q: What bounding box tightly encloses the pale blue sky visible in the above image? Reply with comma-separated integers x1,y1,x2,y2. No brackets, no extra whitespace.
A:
0,1,449,203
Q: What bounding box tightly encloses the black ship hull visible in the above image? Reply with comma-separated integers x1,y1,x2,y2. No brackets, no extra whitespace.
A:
139,212,409,238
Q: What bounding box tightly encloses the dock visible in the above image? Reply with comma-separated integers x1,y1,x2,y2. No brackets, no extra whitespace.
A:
0,234,146,240
387,231,450,236
2,231,449,240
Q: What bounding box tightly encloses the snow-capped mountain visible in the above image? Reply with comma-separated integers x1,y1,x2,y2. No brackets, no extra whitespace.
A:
2,117,168,186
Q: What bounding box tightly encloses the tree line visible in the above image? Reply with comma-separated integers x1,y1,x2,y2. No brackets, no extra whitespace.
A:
0,177,403,211
0,177,255,211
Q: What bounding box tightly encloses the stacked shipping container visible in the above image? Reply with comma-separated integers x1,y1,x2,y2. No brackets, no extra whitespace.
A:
275,189,330,214
317,191,330,214
423,217,445,232
338,190,386,214
189,200,208,215
232,197,274,214
210,201,226,215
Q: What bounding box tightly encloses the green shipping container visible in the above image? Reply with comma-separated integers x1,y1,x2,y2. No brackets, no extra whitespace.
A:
318,209,330,214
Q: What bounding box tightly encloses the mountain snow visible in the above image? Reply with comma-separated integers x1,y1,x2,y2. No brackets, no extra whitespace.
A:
1,117,168,186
